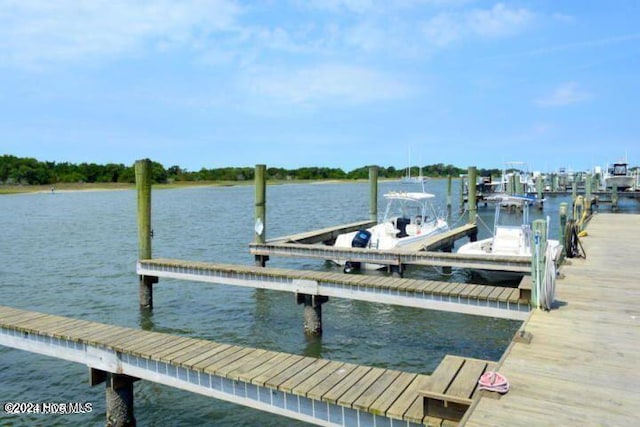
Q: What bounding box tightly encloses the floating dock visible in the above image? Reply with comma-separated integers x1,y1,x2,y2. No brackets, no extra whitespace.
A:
463,213,640,425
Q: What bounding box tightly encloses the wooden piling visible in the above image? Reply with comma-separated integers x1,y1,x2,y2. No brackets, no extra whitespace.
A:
105,373,136,427
611,185,619,211
254,164,268,267
536,176,544,209
135,159,155,309
559,202,568,257
571,180,577,204
296,294,329,336
447,174,453,212
467,167,477,224
459,174,465,213
369,166,378,222
530,219,547,309
585,173,592,214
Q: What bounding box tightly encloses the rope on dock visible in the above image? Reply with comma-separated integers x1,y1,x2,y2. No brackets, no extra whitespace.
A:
564,219,586,259
538,244,558,310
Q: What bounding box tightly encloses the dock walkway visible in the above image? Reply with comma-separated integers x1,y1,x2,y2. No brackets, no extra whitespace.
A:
137,259,531,320
463,213,640,426
0,305,493,426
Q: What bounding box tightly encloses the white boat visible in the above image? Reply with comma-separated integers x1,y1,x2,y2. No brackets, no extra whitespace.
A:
604,162,634,191
457,195,560,283
333,190,449,271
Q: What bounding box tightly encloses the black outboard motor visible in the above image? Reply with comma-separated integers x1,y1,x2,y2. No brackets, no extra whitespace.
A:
344,230,371,273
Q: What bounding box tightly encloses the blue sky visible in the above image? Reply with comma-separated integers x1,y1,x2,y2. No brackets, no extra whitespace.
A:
1,1,638,172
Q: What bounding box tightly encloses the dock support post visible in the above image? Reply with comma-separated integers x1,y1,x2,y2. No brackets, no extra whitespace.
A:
442,245,453,275
105,373,136,427
559,202,568,257
135,159,155,310
611,184,618,211
254,164,268,267
468,167,477,224
516,173,524,195
447,174,452,212
508,174,515,195
530,219,547,309
585,173,592,214
296,294,329,336
571,180,577,204
551,174,558,192
369,166,378,222
459,174,465,213
536,176,543,209
390,264,404,278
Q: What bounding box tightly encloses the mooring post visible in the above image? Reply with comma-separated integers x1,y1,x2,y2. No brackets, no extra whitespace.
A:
530,219,547,309
467,167,477,224
611,184,618,211
459,174,465,213
447,174,452,212
516,173,524,195
254,164,268,267
296,294,329,336
135,159,156,309
585,173,592,214
536,176,544,209
551,174,558,192
369,166,378,222
105,373,136,427
571,180,577,205
559,202,568,257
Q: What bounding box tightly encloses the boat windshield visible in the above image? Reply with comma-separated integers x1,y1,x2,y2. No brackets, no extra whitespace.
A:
382,192,435,222
612,164,627,176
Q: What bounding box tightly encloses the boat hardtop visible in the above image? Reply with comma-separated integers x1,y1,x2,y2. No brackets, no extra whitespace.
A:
384,191,436,201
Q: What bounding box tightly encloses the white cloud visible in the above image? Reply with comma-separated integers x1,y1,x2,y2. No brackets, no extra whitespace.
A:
536,82,592,107
422,3,534,47
242,63,411,106
0,0,242,67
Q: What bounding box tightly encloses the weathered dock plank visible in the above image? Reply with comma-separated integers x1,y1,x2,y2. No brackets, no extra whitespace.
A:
464,213,640,426
137,259,532,319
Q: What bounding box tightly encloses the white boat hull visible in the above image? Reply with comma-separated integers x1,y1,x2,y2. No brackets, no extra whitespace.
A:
333,219,449,270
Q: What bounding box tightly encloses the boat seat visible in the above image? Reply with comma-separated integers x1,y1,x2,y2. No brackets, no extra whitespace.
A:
405,223,418,236
492,227,522,254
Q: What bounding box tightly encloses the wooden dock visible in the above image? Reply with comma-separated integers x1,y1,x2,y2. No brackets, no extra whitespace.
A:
0,305,497,426
462,213,640,426
137,259,531,320
249,221,532,274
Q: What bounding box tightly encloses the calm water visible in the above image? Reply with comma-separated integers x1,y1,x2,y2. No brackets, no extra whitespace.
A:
1,180,637,426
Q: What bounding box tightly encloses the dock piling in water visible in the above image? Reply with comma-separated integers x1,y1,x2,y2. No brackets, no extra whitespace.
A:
135,159,156,309
467,166,477,224
105,373,137,427
447,174,452,213
254,164,268,267
369,166,378,222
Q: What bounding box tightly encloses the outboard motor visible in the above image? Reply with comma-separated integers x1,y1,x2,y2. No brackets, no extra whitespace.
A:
344,230,371,273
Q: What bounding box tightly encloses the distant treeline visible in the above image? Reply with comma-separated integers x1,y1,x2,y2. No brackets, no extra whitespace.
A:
0,155,501,185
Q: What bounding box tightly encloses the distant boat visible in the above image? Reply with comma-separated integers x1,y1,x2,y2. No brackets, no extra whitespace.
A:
604,162,634,191
401,167,428,184
400,147,428,184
